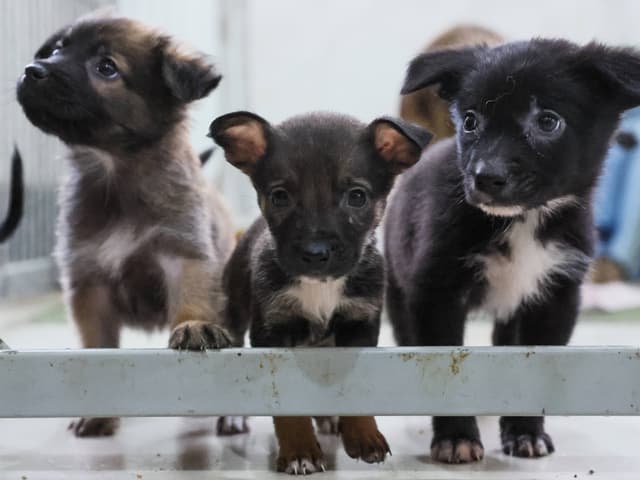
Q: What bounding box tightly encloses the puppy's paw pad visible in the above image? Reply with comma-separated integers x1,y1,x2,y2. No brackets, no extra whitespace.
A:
502,433,554,458
69,417,120,437
342,429,391,463
169,321,231,350
431,438,484,464
314,416,339,435
216,416,249,436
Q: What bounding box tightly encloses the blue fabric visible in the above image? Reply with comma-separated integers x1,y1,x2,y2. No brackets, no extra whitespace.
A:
594,107,640,279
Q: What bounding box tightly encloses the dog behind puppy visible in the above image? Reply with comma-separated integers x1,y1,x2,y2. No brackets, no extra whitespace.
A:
386,39,640,463
0,148,23,243
210,111,431,474
399,24,503,141
17,14,235,437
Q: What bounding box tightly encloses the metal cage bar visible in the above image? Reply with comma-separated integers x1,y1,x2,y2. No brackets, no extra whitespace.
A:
1,346,638,418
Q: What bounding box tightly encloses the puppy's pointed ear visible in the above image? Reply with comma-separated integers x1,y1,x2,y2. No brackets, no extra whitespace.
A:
401,47,479,100
369,117,432,174
574,43,640,110
161,40,221,102
209,111,270,175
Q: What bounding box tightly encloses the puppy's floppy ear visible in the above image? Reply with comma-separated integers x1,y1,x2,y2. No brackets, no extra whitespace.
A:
161,40,222,102
401,47,479,100
369,117,432,174
574,43,640,110
34,26,69,59
209,111,270,175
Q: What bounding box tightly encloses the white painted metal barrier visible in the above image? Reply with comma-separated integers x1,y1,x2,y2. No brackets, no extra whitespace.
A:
1,346,638,418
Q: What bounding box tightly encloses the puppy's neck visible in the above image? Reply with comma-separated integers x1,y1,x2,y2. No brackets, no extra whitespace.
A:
68,123,196,178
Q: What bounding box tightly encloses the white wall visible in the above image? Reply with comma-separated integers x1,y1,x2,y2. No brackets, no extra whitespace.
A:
245,0,640,123
114,0,640,227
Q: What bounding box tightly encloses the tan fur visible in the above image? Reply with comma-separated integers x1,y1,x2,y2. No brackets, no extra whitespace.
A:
399,25,504,142
31,17,235,436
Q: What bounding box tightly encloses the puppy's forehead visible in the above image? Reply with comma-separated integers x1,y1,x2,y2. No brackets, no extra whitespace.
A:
65,18,160,57
459,40,583,114
272,113,365,183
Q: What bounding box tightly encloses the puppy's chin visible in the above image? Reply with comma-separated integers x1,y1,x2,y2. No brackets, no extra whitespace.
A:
477,204,525,217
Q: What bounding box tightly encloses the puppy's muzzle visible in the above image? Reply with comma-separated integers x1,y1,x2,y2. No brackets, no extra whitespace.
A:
300,240,332,266
24,63,49,81
471,162,508,201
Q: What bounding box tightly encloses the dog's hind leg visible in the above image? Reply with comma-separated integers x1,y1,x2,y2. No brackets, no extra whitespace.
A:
497,280,580,457
68,283,122,437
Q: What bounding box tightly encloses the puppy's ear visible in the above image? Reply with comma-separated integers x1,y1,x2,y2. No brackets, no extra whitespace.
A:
574,43,640,110
34,26,69,59
161,41,222,102
209,111,270,175
401,47,479,100
369,117,432,174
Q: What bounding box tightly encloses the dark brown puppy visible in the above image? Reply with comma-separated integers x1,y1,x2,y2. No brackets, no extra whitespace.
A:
0,148,23,243
17,15,235,437
399,24,503,142
210,111,431,474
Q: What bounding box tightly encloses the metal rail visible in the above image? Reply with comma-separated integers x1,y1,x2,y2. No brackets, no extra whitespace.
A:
1,346,638,417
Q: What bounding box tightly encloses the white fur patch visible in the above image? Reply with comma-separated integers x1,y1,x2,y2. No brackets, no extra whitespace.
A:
478,204,525,217
96,226,157,274
283,276,346,324
477,210,586,320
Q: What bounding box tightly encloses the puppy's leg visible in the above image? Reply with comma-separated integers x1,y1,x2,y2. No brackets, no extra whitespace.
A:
68,284,121,437
497,281,579,458
274,417,325,474
168,259,231,350
411,295,484,463
334,317,391,463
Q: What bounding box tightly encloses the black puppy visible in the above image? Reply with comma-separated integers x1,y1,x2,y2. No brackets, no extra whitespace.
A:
210,111,431,474
0,148,23,243
386,39,640,463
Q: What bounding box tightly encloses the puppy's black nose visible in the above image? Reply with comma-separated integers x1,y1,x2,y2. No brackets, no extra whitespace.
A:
473,163,508,197
25,63,49,80
301,241,331,265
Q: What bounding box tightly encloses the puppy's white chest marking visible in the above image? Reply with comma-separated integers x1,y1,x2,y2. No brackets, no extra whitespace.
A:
96,226,157,275
478,211,581,320
284,276,346,324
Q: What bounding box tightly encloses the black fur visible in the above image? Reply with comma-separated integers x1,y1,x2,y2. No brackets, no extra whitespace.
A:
387,39,640,462
0,148,24,243
212,112,431,348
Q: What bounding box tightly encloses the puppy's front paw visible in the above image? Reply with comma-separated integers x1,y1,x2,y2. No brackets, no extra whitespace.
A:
277,445,326,475
500,417,554,457
217,416,250,436
169,321,231,350
340,416,391,464
430,437,484,463
69,417,120,437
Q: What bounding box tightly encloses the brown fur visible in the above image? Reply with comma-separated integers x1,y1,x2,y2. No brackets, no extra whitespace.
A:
399,25,504,141
17,15,235,437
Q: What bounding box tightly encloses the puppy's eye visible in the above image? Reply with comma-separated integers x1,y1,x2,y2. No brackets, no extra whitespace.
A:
50,48,61,57
270,188,290,208
536,110,562,133
463,112,478,133
347,188,367,208
96,58,119,79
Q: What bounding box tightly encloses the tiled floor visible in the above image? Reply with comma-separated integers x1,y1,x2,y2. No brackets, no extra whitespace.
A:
1,293,640,479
